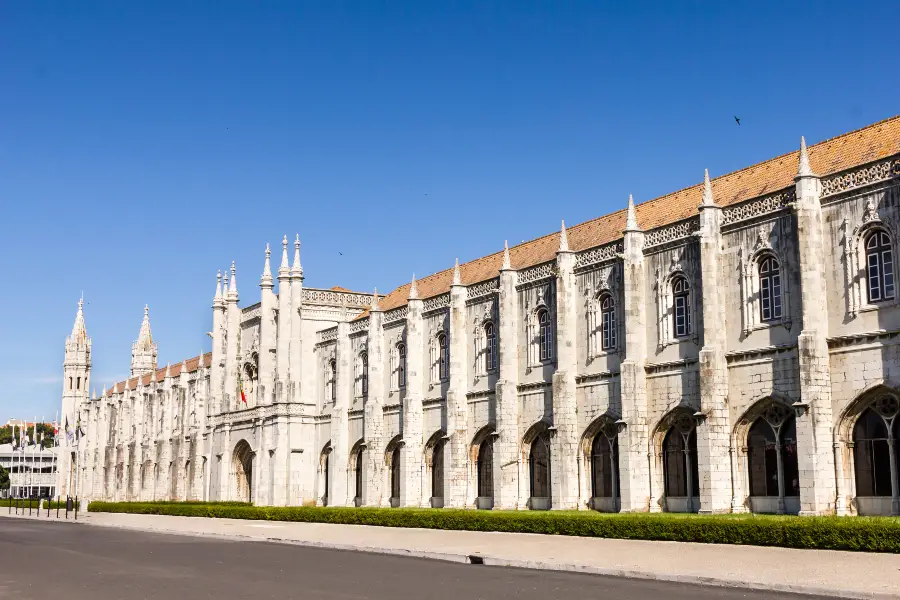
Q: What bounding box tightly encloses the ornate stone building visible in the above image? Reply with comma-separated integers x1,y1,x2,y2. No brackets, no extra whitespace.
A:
60,116,900,516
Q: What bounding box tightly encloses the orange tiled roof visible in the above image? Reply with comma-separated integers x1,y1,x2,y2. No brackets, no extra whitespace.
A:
106,352,211,396
369,115,900,314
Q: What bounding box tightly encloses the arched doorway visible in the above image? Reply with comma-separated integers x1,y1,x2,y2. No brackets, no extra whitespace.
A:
746,403,799,514
852,394,899,516
319,442,332,507
528,431,551,510
232,440,254,504
390,446,401,507
353,444,364,507
426,430,446,508
476,436,494,509
661,411,699,513
590,420,621,512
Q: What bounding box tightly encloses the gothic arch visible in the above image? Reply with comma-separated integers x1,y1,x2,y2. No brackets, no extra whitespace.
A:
424,429,446,507
580,413,623,511
384,434,403,506
232,439,254,504
349,438,365,506
651,406,701,513
318,441,332,507
469,424,496,508
731,395,799,514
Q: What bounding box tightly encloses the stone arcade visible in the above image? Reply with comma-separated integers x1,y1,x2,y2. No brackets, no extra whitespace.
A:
59,116,900,516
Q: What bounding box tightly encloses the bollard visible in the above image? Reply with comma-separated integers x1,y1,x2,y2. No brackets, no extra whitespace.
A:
29,497,33,516
74,496,79,520
47,498,50,518
56,496,60,519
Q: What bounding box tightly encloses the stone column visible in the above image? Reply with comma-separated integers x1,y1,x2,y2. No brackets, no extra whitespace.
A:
551,223,580,510
225,264,240,413
330,320,351,506
445,269,469,507
696,171,733,514
364,303,386,507
793,137,836,515
218,424,232,501
277,238,292,404
211,272,226,416
259,245,276,405
494,243,521,509
402,286,425,507
289,235,304,403
620,195,651,512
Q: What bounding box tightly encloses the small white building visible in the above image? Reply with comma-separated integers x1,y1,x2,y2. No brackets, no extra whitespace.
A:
0,443,58,498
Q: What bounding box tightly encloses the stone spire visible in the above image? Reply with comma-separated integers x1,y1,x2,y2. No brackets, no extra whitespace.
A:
228,261,238,299
260,244,273,288
371,288,380,311
181,358,188,375
501,240,511,270
291,234,303,279
138,305,152,348
625,194,640,231
701,168,716,207
70,297,87,343
409,274,419,299
559,220,570,252
164,362,172,379
214,270,223,302
279,235,290,275
797,135,814,177
101,384,107,396
452,259,461,285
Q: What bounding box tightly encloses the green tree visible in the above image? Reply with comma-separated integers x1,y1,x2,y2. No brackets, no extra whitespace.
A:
0,425,11,446
0,465,9,491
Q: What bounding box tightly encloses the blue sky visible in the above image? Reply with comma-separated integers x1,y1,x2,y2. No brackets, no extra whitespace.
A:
1,1,897,423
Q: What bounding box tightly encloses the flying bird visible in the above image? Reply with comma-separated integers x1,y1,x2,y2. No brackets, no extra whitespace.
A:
734,116,741,126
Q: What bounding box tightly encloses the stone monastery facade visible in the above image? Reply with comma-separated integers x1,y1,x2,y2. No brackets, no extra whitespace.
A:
60,116,900,516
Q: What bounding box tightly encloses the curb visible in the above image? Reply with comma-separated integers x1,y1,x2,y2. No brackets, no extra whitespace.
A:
4,514,897,599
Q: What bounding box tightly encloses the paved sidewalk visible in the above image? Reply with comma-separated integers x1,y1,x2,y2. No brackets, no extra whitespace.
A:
4,511,899,599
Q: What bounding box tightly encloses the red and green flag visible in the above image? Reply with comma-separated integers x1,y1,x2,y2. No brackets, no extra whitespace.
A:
238,372,247,405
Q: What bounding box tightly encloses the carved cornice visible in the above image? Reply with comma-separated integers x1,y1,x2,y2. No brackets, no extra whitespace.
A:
384,306,408,324
240,303,262,321
318,327,338,343
821,156,900,199
722,189,795,226
725,344,797,364
644,218,700,248
302,288,374,308
423,294,451,313
575,242,622,270
516,262,555,288
349,318,369,335
466,278,499,301
209,402,307,427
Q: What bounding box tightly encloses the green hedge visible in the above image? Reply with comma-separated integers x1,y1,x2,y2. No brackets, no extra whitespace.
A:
87,502,900,553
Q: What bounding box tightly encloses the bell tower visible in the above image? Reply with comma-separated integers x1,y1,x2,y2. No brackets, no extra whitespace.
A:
131,304,158,376
59,297,91,497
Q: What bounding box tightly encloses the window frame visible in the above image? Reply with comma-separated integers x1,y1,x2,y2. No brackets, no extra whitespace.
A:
484,322,497,373
328,359,337,403
599,294,617,351
759,256,783,323
396,343,406,389
672,277,691,339
537,308,553,362
360,352,368,396
865,231,895,304
438,333,449,381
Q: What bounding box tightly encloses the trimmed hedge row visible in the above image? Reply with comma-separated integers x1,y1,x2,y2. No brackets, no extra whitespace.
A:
87,501,900,553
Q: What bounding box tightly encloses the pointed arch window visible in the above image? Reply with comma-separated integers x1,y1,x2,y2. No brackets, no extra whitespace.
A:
484,322,497,373
397,343,406,388
327,359,336,403
538,308,552,361
672,277,691,338
759,257,782,322
357,352,368,396
477,437,494,502
438,333,449,381
866,231,895,303
600,294,617,351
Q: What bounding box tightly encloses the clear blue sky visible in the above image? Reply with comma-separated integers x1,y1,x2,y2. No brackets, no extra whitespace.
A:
1,1,897,423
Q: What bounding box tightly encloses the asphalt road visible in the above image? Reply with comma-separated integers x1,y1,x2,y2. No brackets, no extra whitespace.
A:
0,517,828,600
